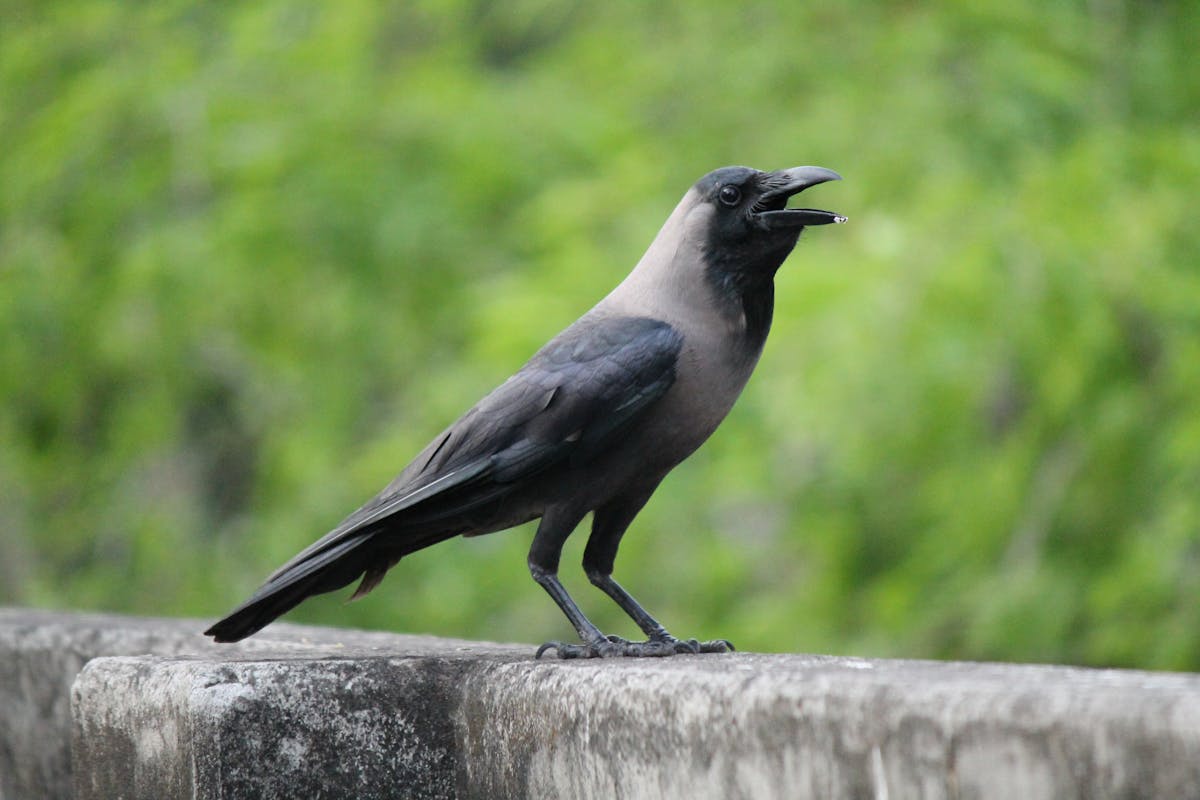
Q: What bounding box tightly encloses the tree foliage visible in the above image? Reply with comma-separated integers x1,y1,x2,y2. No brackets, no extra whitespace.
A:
2,1,1198,668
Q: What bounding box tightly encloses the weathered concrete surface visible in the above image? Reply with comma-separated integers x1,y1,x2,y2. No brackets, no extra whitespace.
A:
6,609,1200,799
66,620,1200,800
0,609,230,800
71,640,527,800
72,651,518,800
456,655,1200,799
0,608,518,800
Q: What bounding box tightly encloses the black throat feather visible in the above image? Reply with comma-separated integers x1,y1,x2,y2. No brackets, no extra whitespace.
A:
702,227,799,349
703,261,777,349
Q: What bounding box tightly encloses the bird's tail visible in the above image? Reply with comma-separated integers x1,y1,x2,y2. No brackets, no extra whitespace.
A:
204,523,467,643
205,463,502,642
204,534,375,642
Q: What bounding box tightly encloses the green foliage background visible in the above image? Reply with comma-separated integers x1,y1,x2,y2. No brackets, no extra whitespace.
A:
2,1,1198,669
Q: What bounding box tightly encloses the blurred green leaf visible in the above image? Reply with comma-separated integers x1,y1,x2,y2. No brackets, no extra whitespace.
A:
2,0,1198,669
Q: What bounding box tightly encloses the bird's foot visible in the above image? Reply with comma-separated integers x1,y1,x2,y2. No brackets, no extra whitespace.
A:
535,634,735,659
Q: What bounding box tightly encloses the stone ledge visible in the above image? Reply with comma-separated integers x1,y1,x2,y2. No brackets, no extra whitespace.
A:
5,609,1200,799
0,608,517,800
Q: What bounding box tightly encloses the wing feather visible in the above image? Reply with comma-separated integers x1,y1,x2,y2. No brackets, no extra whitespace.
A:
266,315,683,579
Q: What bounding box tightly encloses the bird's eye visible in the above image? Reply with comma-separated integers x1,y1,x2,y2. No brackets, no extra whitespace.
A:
718,185,741,207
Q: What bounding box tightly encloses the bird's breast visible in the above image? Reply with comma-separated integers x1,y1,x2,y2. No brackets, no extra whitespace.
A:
637,323,764,467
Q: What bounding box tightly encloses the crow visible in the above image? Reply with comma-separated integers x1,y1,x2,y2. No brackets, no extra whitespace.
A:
205,165,845,658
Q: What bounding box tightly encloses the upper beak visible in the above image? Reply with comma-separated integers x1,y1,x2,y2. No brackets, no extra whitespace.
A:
755,166,846,229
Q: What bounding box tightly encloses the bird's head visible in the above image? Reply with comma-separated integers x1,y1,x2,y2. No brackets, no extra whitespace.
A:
692,165,845,279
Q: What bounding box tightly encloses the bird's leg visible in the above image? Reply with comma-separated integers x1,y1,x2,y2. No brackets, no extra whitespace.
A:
528,511,618,659
529,563,610,657
584,570,733,655
578,494,735,657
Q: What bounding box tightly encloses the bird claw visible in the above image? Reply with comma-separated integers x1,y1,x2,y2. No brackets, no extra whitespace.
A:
535,640,571,659
645,635,736,655
535,635,735,659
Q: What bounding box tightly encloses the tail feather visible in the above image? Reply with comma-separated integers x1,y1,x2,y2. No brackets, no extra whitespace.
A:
204,574,331,642
348,556,400,602
204,528,462,642
205,535,371,642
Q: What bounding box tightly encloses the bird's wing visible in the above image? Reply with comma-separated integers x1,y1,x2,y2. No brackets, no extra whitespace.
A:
263,315,683,581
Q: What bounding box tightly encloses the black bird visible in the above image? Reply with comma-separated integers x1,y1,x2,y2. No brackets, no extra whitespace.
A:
205,165,845,658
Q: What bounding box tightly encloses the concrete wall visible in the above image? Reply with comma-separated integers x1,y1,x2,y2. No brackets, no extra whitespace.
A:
3,608,1200,799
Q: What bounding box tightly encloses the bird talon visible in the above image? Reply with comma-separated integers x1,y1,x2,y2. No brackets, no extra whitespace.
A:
535,641,562,659
537,640,608,659
537,641,596,659
536,634,734,659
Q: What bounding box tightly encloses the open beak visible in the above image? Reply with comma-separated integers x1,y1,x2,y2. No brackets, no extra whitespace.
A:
754,166,846,229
